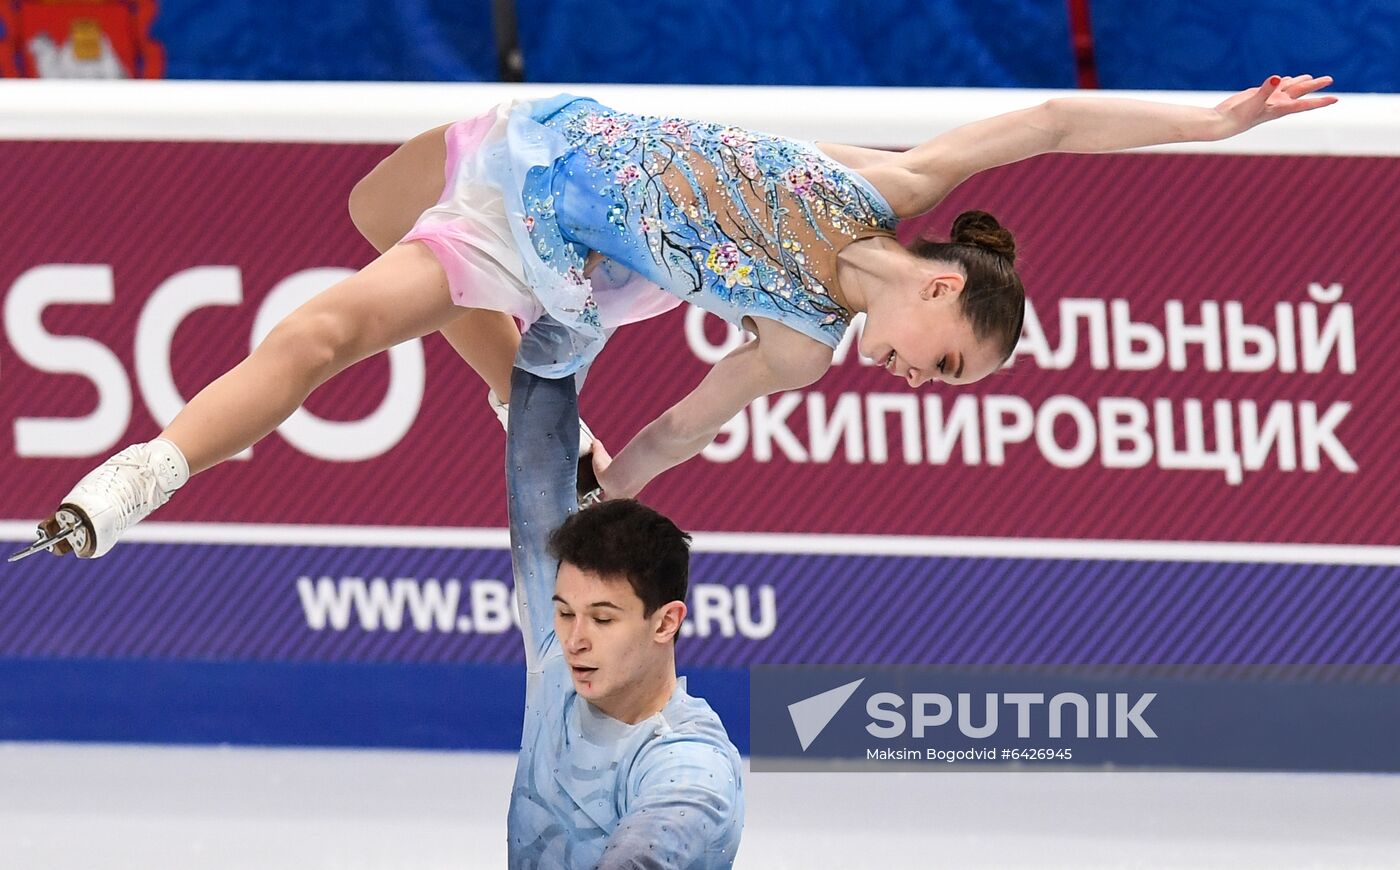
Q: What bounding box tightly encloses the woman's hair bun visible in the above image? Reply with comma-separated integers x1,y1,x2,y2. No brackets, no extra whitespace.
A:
950,210,1017,264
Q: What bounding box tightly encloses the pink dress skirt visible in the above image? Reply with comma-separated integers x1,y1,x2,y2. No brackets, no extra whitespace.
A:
400,98,682,377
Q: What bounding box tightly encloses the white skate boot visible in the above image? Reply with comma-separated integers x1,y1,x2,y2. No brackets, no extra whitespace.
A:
489,389,595,454
10,439,189,561
490,390,601,505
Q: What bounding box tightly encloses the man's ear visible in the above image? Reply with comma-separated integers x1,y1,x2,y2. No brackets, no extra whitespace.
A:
653,601,687,643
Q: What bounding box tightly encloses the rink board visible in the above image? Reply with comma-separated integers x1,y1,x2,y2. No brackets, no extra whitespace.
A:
3,538,1398,768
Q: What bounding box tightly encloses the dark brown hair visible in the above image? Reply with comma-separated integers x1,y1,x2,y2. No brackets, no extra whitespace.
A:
548,499,690,617
908,210,1025,362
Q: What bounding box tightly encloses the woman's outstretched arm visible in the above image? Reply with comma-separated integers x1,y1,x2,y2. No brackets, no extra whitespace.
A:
593,328,831,499
887,74,1337,216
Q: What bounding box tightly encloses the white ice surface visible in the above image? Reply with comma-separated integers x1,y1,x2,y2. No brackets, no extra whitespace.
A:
2,742,1398,869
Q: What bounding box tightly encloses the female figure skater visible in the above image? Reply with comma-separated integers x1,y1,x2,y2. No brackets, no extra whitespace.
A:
18,74,1335,560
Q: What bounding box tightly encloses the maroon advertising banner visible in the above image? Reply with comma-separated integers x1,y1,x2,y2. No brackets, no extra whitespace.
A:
1,140,1394,545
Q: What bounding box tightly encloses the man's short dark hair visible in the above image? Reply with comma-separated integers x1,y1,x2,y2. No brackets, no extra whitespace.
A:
548,499,690,616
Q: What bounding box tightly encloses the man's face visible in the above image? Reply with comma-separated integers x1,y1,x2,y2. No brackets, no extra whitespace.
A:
552,562,681,706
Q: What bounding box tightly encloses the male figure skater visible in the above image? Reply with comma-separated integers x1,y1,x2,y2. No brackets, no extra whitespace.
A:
504,363,744,868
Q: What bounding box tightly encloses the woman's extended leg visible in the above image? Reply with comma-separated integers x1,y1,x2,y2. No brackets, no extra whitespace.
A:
26,120,530,561
35,239,464,559
348,121,522,402
160,240,460,474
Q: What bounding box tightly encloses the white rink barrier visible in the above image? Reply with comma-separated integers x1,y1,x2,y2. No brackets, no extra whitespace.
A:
1,78,1396,153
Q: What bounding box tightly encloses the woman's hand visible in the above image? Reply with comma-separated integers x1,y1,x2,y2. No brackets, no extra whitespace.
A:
1214,74,1338,137
588,439,626,501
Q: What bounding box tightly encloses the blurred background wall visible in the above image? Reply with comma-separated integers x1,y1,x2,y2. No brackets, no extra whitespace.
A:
3,0,1398,90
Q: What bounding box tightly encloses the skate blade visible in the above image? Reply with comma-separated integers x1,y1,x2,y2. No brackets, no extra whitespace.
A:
8,511,83,562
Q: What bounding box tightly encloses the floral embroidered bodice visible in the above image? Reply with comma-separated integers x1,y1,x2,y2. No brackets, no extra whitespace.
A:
517,96,901,349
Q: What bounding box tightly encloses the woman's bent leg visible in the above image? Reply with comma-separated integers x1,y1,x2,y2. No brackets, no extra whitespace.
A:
437,310,521,401
349,123,452,253
348,121,523,402
160,241,459,474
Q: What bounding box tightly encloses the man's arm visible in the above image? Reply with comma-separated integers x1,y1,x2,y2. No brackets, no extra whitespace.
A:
596,740,740,870
887,74,1336,217
505,367,582,672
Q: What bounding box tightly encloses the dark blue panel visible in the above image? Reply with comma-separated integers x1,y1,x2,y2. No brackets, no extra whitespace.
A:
517,0,1075,87
153,0,497,82
4,540,1400,669
3,535,1396,764
751,665,1400,772
1093,0,1400,91
0,658,750,752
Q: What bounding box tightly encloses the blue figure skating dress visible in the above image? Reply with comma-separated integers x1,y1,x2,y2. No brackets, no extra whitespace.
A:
403,93,901,378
